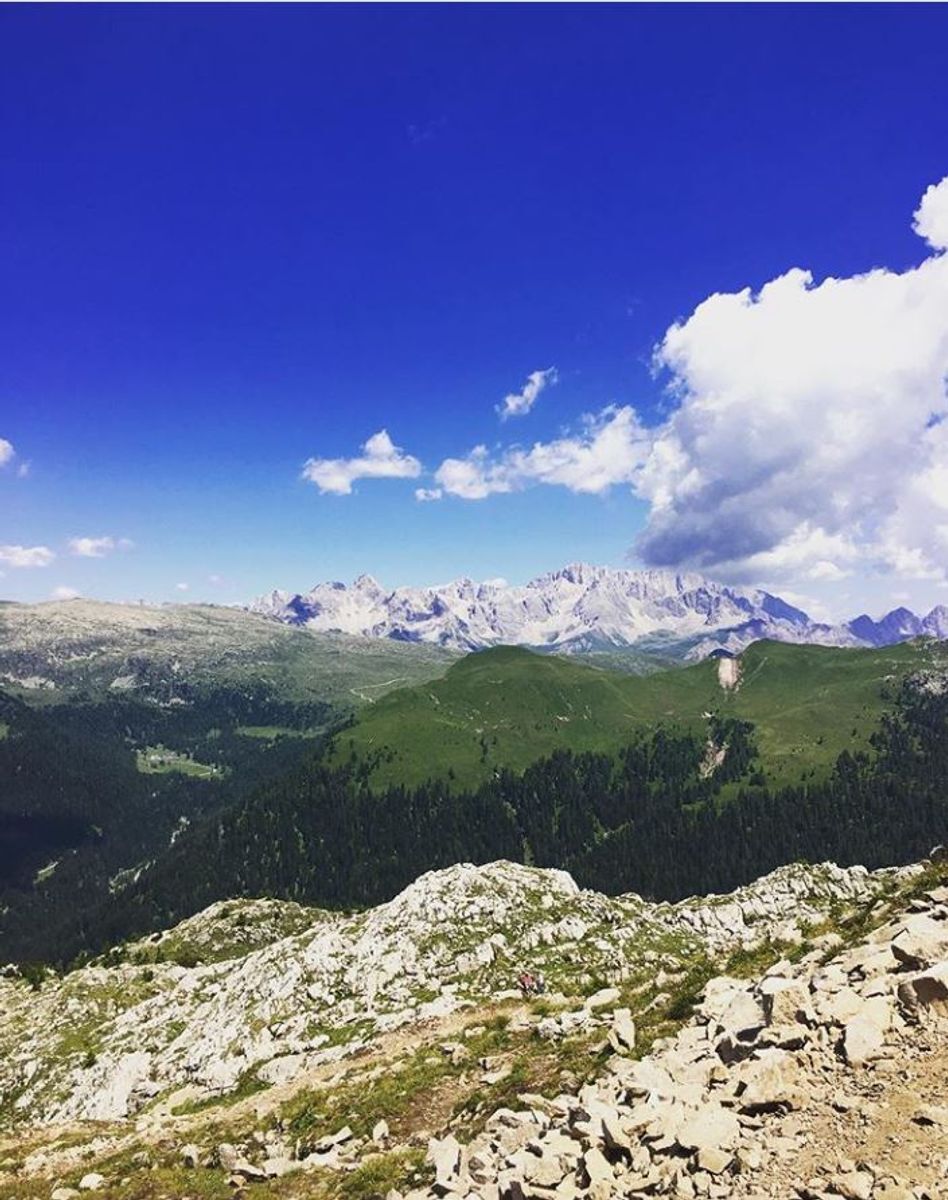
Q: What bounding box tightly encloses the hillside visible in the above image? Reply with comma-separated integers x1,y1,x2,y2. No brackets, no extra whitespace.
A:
331,638,948,790
0,598,455,707
7,633,948,967
0,601,455,968
2,853,947,1200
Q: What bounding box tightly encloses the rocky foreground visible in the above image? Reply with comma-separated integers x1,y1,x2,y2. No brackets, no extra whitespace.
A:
1,855,947,1199
413,878,948,1200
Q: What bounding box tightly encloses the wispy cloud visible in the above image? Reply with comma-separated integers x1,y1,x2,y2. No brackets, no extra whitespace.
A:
428,175,948,594
435,406,650,499
497,367,558,421
302,430,422,496
52,585,81,600
0,544,55,568
414,487,443,502
68,535,135,558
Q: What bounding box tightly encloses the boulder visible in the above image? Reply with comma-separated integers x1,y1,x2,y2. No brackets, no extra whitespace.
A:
842,1014,886,1066
583,1146,613,1184
609,1008,636,1053
912,1103,948,1127
676,1104,740,1153
828,1170,874,1200
262,1157,297,1179
427,1135,462,1192
312,1125,353,1153
179,1144,202,1168
813,986,865,1026
77,1177,105,1193
256,1053,307,1086
897,962,948,1018
216,1143,239,1171
232,1160,267,1182
890,914,948,969
710,989,766,1042
695,1146,733,1175
736,1050,806,1111
761,980,812,1028
585,987,620,1012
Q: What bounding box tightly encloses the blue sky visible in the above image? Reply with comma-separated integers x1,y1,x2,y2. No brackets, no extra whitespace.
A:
3,5,948,618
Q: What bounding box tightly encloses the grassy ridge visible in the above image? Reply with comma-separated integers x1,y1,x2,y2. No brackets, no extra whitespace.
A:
331,638,948,790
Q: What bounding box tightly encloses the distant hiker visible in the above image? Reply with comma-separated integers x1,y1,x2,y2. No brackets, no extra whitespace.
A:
518,970,536,997
534,972,546,995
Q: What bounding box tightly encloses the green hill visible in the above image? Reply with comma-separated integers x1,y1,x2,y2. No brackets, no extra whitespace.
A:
331,638,948,790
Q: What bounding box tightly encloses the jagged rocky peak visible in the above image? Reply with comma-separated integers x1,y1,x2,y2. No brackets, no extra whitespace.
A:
248,564,833,653
249,562,946,656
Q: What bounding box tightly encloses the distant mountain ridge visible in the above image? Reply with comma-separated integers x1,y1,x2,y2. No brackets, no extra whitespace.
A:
249,563,948,656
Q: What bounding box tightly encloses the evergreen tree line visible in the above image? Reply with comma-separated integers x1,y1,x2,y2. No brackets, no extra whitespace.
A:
0,688,335,963
22,684,947,969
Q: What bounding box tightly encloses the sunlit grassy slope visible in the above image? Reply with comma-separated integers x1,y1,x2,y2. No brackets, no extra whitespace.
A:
331,639,948,791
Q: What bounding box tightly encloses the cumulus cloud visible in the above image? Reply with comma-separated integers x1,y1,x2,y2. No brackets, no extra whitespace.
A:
0,439,14,468
0,544,55,568
52,585,81,600
68,535,134,558
423,176,948,595
633,174,948,586
914,177,948,251
415,487,443,502
435,406,651,499
497,367,558,421
302,430,422,495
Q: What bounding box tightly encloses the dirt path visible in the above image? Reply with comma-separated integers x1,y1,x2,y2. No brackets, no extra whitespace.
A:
739,1035,948,1196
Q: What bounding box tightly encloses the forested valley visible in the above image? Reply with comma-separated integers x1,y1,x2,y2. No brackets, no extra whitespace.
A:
5,669,948,968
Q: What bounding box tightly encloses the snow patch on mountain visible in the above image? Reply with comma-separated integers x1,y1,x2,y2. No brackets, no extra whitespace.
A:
251,565,948,658
248,564,947,657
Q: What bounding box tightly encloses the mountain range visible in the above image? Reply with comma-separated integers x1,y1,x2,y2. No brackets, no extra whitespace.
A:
250,563,948,656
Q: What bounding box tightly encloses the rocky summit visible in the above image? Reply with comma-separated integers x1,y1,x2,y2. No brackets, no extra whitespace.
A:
2,853,948,1200
249,564,948,658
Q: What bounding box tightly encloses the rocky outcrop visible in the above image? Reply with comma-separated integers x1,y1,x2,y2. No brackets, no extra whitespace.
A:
401,882,948,1200
0,859,914,1127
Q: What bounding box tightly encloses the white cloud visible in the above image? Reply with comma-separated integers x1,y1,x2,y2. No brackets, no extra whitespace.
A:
68,535,134,558
415,487,443,502
497,367,558,421
0,544,55,568
632,175,948,587
435,406,651,500
0,439,14,468
16,460,30,479
176,582,189,591
302,430,422,496
914,178,948,251
52,585,81,600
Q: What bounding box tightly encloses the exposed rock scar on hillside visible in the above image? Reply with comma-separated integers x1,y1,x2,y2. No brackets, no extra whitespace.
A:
717,655,741,691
